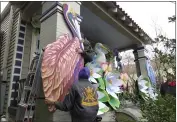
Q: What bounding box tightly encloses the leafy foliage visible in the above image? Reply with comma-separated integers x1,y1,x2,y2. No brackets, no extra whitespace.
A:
140,15,176,122
140,94,176,122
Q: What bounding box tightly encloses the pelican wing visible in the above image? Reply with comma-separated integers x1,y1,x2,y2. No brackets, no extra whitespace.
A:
41,34,83,102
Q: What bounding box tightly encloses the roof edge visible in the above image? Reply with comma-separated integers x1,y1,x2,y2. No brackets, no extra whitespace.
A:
1,2,11,22
103,1,154,44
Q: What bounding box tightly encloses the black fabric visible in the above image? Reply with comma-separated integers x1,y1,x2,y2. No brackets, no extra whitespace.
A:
160,82,176,97
55,79,99,122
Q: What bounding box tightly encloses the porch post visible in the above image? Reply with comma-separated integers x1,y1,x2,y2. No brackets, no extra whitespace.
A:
133,46,148,77
35,2,81,122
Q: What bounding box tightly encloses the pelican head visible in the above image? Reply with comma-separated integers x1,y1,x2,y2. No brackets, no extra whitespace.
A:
95,43,109,54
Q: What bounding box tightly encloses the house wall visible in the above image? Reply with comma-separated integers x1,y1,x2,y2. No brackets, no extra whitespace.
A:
1,7,32,116
0,13,10,74
2,9,21,116
21,24,32,79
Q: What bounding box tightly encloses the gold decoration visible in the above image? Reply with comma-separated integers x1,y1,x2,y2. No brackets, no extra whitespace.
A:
81,87,98,106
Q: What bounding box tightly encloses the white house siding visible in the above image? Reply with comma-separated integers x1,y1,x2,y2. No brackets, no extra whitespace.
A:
0,13,10,74
21,24,32,79
2,10,21,115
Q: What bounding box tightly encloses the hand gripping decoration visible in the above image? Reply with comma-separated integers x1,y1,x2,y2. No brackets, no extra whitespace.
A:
41,4,84,105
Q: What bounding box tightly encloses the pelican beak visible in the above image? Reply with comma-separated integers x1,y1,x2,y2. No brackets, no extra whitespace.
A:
101,44,109,52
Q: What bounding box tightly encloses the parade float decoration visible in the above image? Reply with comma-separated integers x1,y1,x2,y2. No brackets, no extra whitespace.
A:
41,3,130,114
85,43,130,115
137,75,158,100
41,4,85,111
146,59,156,85
137,52,157,100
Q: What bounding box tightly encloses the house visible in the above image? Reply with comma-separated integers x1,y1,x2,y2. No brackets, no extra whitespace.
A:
0,1,153,122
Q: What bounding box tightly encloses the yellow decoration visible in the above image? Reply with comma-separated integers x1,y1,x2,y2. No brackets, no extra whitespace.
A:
70,8,77,17
81,87,98,106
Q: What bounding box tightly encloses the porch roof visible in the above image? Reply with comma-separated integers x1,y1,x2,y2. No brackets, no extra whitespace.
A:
1,1,153,50
96,2,153,44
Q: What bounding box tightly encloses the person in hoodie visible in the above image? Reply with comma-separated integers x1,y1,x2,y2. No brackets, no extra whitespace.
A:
45,67,99,122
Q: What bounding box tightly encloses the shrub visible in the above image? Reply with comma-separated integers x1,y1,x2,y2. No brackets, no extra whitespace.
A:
140,94,176,122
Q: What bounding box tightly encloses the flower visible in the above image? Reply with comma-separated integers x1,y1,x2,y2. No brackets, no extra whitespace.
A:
120,73,129,88
105,72,124,96
100,62,112,74
120,73,129,81
88,67,102,83
138,75,158,100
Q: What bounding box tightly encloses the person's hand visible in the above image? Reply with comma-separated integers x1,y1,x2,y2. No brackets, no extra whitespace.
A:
45,99,55,105
48,105,56,113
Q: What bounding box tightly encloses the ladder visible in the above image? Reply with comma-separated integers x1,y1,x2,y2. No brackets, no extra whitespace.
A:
15,50,43,122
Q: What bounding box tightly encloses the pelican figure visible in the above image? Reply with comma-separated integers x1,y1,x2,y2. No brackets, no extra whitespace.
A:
94,43,109,64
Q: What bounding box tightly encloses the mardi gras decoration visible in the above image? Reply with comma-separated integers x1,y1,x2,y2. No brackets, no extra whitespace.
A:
137,75,158,100
41,4,84,105
146,59,156,85
41,3,129,114
85,43,128,115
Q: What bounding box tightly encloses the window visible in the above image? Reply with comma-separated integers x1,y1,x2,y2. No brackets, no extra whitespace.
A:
18,39,24,45
11,91,18,98
15,60,21,66
17,46,23,52
10,100,17,106
14,68,21,74
13,76,20,81
16,53,22,59
21,20,26,25
12,83,19,89
19,33,25,38
20,26,25,32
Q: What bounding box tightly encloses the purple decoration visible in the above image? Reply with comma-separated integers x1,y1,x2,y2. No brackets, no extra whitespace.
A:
79,67,90,79
63,4,78,38
73,57,84,83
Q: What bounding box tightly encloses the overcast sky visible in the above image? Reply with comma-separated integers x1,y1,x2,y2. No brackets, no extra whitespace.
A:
117,2,175,39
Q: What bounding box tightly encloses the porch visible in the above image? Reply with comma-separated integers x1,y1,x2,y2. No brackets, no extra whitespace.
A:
4,1,152,122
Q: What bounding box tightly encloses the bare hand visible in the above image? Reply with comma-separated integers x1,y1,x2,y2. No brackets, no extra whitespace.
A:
48,105,56,113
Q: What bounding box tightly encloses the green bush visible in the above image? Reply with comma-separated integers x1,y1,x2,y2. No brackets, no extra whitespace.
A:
140,94,176,122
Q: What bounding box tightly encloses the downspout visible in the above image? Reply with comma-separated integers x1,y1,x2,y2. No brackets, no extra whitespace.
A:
2,5,14,81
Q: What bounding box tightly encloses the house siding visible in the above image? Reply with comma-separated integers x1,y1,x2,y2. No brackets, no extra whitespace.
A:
21,24,32,79
0,13,10,73
4,11,21,115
